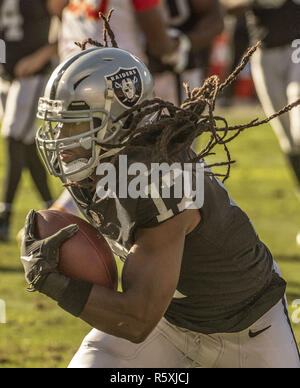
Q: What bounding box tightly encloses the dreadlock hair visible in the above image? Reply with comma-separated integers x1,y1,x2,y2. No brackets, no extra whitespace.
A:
72,10,300,184
75,10,118,50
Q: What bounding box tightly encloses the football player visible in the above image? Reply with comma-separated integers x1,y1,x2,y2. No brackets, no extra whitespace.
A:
58,0,185,63
221,0,300,243
0,0,68,241
151,0,224,105
19,42,300,368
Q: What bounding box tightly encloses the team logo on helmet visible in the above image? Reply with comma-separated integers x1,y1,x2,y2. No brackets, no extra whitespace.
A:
105,67,143,108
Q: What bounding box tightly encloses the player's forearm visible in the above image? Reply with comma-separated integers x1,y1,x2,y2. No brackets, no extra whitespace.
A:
136,8,178,57
47,0,68,17
80,285,156,343
34,42,58,65
188,12,224,52
14,42,58,78
79,239,181,344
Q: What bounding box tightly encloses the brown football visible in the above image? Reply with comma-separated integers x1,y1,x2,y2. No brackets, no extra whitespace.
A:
35,210,118,290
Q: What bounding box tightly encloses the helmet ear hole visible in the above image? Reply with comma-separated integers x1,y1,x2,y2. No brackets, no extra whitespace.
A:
93,118,102,128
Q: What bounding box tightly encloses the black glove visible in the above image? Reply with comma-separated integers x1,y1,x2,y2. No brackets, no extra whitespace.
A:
20,209,78,293
20,210,93,316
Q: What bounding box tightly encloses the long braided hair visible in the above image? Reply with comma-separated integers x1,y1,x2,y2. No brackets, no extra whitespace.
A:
73,10,300,184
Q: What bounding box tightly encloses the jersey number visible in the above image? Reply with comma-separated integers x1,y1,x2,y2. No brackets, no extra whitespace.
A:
0,0,24,41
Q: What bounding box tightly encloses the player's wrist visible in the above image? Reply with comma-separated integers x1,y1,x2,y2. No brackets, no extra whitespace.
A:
38,272,70,301
57,277,93,317
40,272,93,317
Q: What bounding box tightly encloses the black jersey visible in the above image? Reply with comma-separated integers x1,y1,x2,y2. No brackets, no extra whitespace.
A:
0,0,51,80
67,149,286,334
148,0,210,73
247,0,300,48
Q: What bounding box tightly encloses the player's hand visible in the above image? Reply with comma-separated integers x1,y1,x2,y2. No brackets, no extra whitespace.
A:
160,28,191,74
14,54,43,78
14,43,57,78
20,209,78,294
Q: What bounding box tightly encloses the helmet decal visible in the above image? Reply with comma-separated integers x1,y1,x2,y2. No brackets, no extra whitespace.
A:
105,67,143,108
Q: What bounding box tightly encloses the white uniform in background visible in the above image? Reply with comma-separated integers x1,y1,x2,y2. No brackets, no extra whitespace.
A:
58,0,158,62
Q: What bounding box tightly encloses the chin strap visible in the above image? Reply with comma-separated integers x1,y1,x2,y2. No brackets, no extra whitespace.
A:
97,110,160,161
98,80,114,142
95,79,127,162
98,146,124,161
95,80,122,161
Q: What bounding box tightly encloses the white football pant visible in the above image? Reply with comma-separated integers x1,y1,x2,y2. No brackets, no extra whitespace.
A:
251,45,300,156
69,260,299,369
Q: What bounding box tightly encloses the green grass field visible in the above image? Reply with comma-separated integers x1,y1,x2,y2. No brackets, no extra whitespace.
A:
0,104,300,368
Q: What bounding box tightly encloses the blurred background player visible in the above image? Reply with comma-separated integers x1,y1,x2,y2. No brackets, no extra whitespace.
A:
49,0,194,216
0,0,67,242
58,0,182,62
150,0,224,105
216,12,253,106
222,0,300,242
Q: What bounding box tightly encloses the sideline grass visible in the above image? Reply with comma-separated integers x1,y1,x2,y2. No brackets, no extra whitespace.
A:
0,104,299,368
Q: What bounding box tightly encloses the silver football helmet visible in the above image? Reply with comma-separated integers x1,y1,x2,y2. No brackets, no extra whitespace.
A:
36,47,154,182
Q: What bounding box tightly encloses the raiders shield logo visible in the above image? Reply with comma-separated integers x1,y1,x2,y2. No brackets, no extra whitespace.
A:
105,67,143,108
